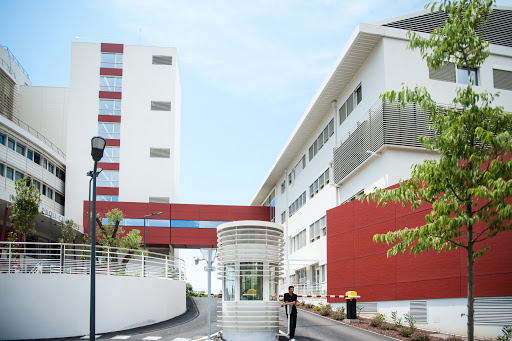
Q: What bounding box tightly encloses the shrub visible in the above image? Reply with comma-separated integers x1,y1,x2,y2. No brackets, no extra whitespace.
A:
356,305,364,318
305,303,314,309
411,332,430,341
313,306,322,311
404,312,416,330
370,313,386,328
400,328,414,337
332,307,346,320
391,311,403,327
380,323,397,331
320,304,332,316
497,325,512,341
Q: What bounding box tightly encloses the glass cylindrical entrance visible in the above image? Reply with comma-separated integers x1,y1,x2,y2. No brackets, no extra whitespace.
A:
217,221,284,341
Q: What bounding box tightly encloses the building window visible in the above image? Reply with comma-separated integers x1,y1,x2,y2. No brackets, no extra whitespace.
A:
46,187,54,199
0,163,3,176
101,147,120,163
290,229,307,253
0,133,4,145
151,101,172,111
15,143,25,156
99,122,121,139
56,168,66,181
97,195,119,202
309,119,334,162
339,85,362,125
47,162,54,174
281,211,286,224
310,215,327,242
14,171,24,181
150,148,170,158
33,151,41,165
33,180,41,192
55,192,65,205
101,53,123,69
152,55,172,65
42,184,47,196
493,69,512,91
240,262,263,301
27,149,33,161
99,99,121,116
321,216,327,236
289,191,307,217
8,138,15,151
6,167,13,180
310,168,330,198
281,181,286,194
97,170,119,188
100,76,122,92
457,66,479,85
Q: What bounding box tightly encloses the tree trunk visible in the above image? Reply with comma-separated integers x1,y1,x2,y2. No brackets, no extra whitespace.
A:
467,211,474,341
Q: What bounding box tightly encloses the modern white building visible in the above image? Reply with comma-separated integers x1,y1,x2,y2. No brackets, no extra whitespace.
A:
251,5,512,313
65,42,181,225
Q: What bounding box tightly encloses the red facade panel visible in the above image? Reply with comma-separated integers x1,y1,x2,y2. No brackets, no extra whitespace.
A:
105,139,121,146
96,187,119,196
170,204,271,222
99,91,122,99
100,68,123,76
98,115,121,123
171,228,217,248
101,43,124,53
97,162,120,171
327,186,512,303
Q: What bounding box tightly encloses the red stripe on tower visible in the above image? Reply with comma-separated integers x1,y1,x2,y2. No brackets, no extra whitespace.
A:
101,43,124,53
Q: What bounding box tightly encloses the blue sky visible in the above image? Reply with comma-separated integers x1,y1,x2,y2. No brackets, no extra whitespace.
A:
2,0,510,292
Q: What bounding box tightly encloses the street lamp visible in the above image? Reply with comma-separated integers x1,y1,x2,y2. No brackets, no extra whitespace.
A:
200,248,217,340
87,168,102,245
143,211,162,249
89,136,106,341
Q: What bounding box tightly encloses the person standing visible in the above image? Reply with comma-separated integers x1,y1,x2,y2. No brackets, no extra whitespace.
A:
281,285,298,341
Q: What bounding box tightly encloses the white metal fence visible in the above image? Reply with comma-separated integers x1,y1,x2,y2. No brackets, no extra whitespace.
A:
0,242,185,280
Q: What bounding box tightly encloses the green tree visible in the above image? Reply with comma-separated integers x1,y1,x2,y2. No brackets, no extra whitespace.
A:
10,176,42,241
362,1,512,340
95,208,142,265
58,219,77,244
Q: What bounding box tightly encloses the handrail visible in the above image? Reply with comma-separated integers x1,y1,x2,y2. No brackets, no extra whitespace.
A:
0,242,186,280
1,45,30,80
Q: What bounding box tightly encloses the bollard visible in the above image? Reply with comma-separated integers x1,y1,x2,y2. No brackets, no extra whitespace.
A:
345,291,360,320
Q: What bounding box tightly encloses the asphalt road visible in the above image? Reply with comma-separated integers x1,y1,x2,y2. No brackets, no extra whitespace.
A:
278,308,397,341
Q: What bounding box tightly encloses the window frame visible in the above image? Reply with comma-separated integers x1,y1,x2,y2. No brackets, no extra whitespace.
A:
99,99,122,116
101,53,123,69
100,76,123,92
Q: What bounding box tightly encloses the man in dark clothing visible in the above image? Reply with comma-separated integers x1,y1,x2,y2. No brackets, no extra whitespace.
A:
281,286,298,340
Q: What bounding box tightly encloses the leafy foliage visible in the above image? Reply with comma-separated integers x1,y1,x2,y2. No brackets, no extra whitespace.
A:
332,307,346,320
59,219,77,243
497,325,512,341
95,208,142,249
9,176,42,239
362,1,511,340
320,304,332,316
370,313,386,327
411,332,431,341
392,311,403,327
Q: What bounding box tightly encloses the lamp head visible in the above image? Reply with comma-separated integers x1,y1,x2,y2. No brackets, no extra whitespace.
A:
91,136,106,162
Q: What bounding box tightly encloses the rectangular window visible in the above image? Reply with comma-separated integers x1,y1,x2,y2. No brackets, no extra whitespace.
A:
101,53,123,69
6,167,13,180
328,119,334,137
42,184,47,196
355,84,362,105
281,181,285,194
47,162,54,174
150,148,171,158
151,101,172,111
457,67,479,85
309,145,314,161
319,173,325,189
99,99,121,116
346,93,354,116
33,151,41,165
429,63,456,82
324,168,330,184
281,211,286,224
152,55,173,65
97,171,119,188
100,76,122,92
0,133,4,145
55,192,65,206
46,187,54,199
98,122,121,139
33,180,41,192
0,163,3,176
8,138,15,151
27,149,33,161
97,195,119,202
339,103,347,125
101,147,120,163
56,168,66,181
317,131,324,150
493,69,512,91
14,171,24,181
15,143,25,156
321,216,327,236
43,159,47,169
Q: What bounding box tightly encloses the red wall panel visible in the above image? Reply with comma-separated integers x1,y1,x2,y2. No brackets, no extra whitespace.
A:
97,162,120,171
327,184,512,303
98,115,121,123
99,91,122,99
170,204,271,222
105,139,121,146
96,187,119,196
101,43,124,53
171,228,217,248
100,68,123,76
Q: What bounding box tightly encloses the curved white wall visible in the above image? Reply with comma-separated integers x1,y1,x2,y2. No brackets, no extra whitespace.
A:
0,274,186,340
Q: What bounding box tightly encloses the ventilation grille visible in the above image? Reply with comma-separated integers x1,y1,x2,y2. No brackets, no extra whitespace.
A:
493,69,512,91
151,101,171,111
332,100,435,184
149,196,169,203
150,148,170,158
152,55,172,65
475,297,512,325
357,302,378,313
410,300,428,324
429,63,456,82
382,9,512,48
0,68,17,120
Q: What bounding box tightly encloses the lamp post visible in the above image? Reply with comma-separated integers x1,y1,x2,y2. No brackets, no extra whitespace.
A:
87,168,102,245
89,136,106,341
200,248,217,340
143,211,162,250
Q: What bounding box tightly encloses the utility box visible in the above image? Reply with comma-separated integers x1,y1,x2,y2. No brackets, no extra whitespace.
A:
345,290,360,320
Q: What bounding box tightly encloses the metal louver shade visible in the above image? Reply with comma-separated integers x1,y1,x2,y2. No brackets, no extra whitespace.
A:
149,197,170,203
152,55,172,65
150,148,171,158
151,101,171,111
429,63,456,83
493,69,512,91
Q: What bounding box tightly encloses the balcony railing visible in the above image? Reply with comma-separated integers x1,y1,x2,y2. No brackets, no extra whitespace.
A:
0,242,185,280
333,100,435,184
